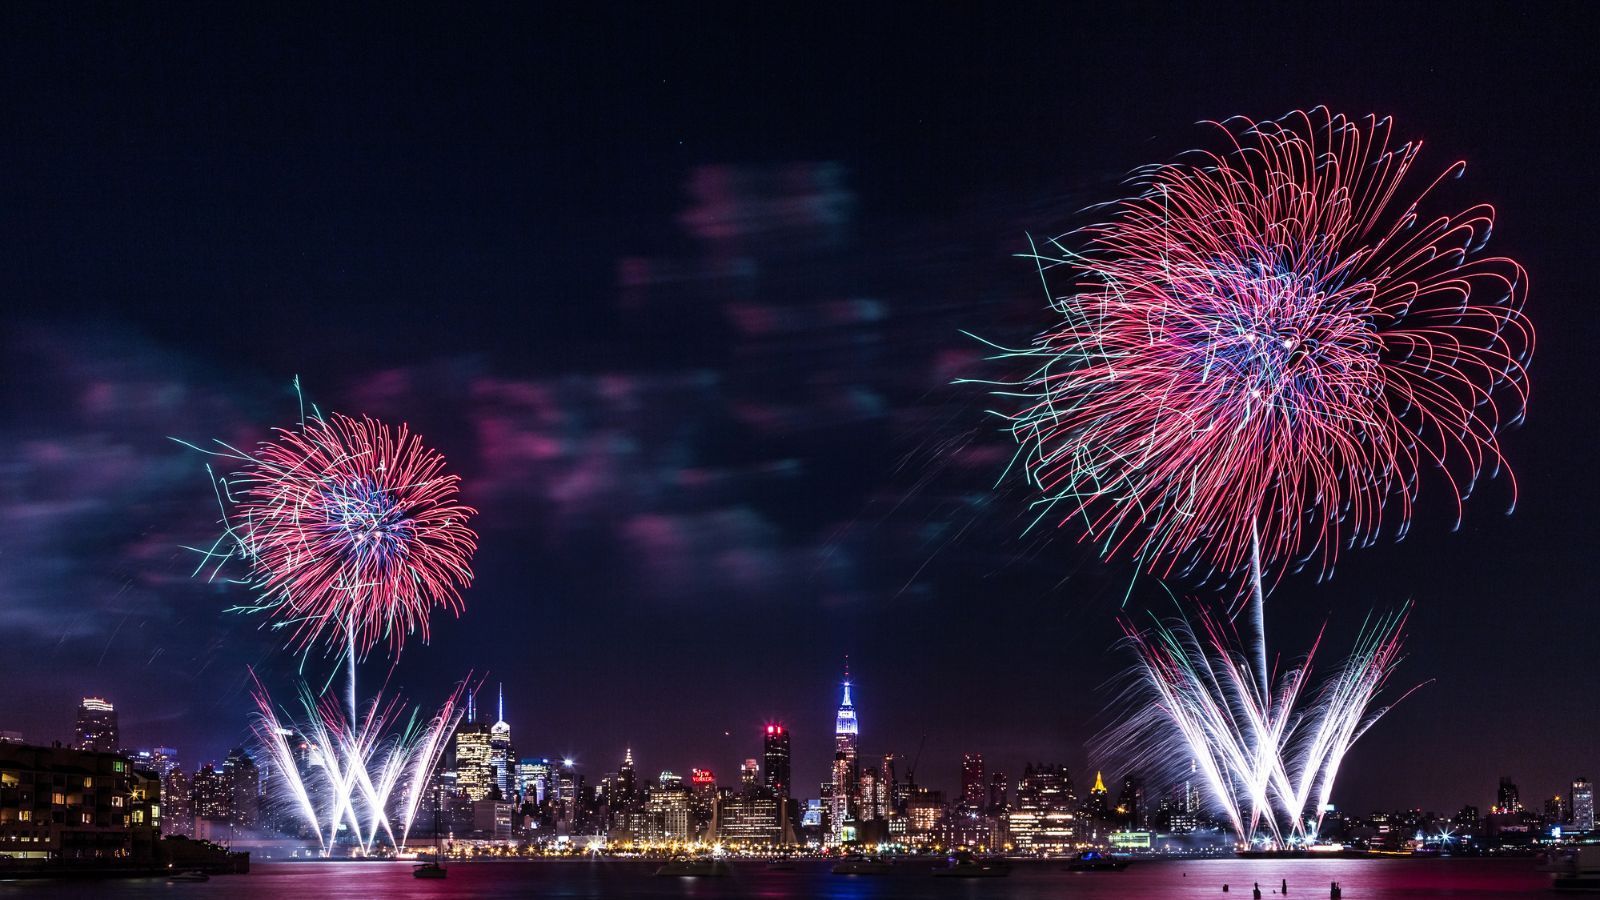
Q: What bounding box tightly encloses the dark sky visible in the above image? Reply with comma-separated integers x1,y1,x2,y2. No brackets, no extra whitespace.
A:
2,3,1595,817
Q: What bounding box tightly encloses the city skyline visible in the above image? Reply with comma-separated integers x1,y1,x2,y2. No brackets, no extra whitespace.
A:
12,673,1595,828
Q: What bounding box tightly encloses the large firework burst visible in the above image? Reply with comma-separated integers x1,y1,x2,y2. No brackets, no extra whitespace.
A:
199,410,477,661
995,108,1530,586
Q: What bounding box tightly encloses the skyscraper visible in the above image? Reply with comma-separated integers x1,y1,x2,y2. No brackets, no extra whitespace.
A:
490,684,514,799
192,763,228,822
763,724,791,796
961,753,985,809
164,768,194,838
222,747,260,830
73,697,118,753
453,694,495,803
1573,777,1595,831
1495,776,1522,814
828,667,859,845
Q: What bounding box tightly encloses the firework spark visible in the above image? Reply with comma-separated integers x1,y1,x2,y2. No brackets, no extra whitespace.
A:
1101,605,1416,844
981,108,1530,587
188,409,477,662
250,674,468,854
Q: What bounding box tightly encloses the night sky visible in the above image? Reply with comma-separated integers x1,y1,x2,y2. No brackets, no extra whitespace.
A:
3,3,1596,817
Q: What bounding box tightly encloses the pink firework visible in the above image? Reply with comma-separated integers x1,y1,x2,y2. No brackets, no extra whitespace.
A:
993,108,1532,586
226,412,477,660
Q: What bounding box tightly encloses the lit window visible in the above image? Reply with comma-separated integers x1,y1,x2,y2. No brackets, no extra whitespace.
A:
111,796,124,807
18,810,30,822
84,777,94,788
52,792,65,805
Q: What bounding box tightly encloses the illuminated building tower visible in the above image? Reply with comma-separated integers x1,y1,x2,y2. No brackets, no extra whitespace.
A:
222,747,260,830
1573,778,1595,832
827,666,859,845
453,695,494,803
192,763,229,822
961,753,985,809
763,724,791,796
490,684,514,799
73,697,119,753
518,758,558,807
689,768,717,836
881,753,903,815
164,769,194,837
1494,776,1522,814
1009,763,1077,853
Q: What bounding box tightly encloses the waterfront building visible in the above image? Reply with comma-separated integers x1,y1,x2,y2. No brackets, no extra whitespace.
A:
72,697,119,753
1573,777,1595,831
763,724,791,796
0,742,159,861
713,790,787,846
645,784,695,842
1010,763,1077,854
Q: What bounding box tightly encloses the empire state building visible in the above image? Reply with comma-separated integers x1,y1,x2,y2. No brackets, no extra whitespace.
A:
828,666,859,845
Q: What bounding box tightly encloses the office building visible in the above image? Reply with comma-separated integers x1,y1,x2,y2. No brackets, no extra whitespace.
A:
72,698,119,753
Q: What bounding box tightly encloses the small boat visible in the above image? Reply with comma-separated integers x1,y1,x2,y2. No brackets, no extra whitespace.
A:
832,854,894,875
654,858,731,877
168,870,210,882
1066,850,1130,872
932,851,1011,878
765,859,797,871
413,861,448,879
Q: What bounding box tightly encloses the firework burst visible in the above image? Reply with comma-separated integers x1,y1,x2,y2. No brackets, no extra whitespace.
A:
985,108,1530,587
191,409,477,662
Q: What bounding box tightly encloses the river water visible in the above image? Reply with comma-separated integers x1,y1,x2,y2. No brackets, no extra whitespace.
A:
0,857,1550,898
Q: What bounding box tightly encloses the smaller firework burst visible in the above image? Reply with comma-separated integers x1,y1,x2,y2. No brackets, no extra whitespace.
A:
249,674,469,855
1101,605,1416,845
186,409,477,662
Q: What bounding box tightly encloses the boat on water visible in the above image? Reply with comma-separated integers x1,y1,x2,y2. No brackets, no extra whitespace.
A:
412,861,448,879
168,870,210,882
932,851,1011,878
1065,850,1130,872
1551,846,1600,892
654,858,732,877
832,855,894,875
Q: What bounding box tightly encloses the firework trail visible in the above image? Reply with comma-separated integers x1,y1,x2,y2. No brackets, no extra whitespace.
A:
973,109,1530,843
